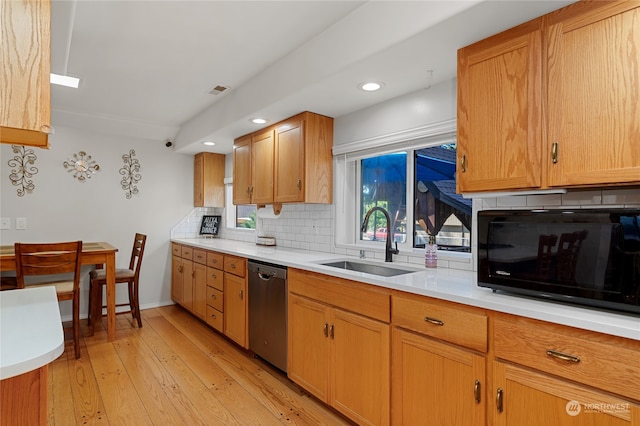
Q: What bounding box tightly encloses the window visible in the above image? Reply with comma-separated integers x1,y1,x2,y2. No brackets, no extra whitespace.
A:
236,205,256,229
357,144,470,252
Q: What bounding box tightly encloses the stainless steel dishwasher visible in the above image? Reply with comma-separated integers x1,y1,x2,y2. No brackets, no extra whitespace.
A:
248,260,288,372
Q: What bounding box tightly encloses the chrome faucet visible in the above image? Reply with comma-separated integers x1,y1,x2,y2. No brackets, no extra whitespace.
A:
361,206,399,262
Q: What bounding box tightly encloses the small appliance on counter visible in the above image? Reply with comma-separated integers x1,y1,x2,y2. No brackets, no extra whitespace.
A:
477,208,640,314
256,236,276,246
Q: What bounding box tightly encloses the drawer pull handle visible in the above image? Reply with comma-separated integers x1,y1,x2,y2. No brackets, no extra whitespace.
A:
424,316,444,326
546,349,580,363
496,388,504,413
474,380,481,404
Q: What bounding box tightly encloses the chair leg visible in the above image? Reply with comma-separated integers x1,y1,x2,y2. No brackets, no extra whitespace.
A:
73,293,80,359
87,280,93,327
133,281,142,328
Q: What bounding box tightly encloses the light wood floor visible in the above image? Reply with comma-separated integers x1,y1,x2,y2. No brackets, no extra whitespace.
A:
49,305,352,425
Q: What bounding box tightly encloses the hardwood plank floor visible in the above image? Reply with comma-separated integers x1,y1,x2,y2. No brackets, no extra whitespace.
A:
48,305,353,425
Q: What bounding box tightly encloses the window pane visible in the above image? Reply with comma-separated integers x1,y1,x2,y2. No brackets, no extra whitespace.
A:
414,145,471,251
236,205,256,229
361,153,407,243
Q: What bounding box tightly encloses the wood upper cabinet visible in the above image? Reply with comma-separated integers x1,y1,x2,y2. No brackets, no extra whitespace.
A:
546,2,640,187
194,152,225,207
251,129,275,204
1,0,51,147
457,1,640,192
233,111,333,206
457,18,543,193
288,268,390,426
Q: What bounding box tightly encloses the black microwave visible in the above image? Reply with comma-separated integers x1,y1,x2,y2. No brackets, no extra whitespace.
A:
477,209,640,314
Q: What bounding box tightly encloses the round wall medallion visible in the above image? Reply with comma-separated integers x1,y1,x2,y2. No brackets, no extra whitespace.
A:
63,151,100,182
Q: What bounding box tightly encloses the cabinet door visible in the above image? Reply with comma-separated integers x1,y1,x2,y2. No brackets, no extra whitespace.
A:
547,3,640,187
1,0,51,147
192,262,207,320
251,129,274,204
181,259,194,311
274,118,304,203
287,294,330,402
232,135,252,205
331,308,390,426
194,153,225,207
223,272,247,348
457,20,543,192
392,328,485,426
493,361,639,426
171,255,183,304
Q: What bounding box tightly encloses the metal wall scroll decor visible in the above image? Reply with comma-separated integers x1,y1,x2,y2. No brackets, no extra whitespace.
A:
63,151,100,182
120,149,141,198
8,145,38,196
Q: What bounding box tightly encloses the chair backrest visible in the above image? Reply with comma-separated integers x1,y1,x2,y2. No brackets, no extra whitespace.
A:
14,241,83,290
128,233,147,281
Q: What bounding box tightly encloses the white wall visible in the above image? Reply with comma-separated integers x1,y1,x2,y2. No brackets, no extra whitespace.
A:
0,126,194,319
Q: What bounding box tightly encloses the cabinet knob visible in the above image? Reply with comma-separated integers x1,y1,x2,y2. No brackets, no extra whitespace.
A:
211,294,216,299
211,314,217,319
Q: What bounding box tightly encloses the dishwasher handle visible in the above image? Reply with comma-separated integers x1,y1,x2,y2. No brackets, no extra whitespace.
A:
258,271,276,281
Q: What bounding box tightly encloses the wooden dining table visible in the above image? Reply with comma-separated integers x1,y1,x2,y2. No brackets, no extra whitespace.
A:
0,242,119,342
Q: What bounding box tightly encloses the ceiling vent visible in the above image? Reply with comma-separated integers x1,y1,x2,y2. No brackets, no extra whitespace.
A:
208,85,229,95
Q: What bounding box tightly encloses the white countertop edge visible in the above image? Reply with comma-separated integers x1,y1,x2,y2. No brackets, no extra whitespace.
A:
1,287,66,380
172,238,640,342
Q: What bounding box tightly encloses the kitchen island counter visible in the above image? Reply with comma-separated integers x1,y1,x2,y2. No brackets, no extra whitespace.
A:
172,238,640,341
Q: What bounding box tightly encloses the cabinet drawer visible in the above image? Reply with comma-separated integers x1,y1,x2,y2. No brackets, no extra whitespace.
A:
206,286,223,312
207,267,224,291
171,243,182,256
207,252,224,269
180,246,193,260
193,249,207,265
494,313,640,400
392,294,487,353
206,305,223,332
224,255,246,277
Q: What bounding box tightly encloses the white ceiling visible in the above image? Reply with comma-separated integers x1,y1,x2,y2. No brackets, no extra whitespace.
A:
50,0,575,155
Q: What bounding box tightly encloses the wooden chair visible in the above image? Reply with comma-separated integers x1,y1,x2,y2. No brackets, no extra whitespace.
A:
14,241,83,359
88,233,147,335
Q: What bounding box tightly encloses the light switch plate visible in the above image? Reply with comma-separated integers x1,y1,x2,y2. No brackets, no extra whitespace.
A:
0,217,9,230
16,217,27,230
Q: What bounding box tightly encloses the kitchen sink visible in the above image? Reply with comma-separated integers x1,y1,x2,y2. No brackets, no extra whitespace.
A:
318,260,419,277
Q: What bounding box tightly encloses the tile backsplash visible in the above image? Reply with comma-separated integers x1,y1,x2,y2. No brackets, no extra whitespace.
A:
172,187,639,271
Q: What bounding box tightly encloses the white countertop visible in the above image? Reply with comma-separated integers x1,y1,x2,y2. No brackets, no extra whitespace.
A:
173,238,640,341
0,286,65,380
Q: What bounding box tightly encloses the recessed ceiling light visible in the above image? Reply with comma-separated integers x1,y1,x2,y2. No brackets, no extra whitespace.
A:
202,141,215,146
50,73,80,88
251,118,267,124
358,81,384,92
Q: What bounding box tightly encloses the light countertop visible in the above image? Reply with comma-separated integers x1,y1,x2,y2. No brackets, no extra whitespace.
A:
0,286,65,380
172,238,640,341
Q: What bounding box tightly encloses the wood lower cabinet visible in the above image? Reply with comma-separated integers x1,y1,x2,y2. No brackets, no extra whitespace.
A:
493,361,640,426
288,269,390,426
171,244,248,348
391,294,487,425
392,328,486,426
492,312,640,426
1,0,51,147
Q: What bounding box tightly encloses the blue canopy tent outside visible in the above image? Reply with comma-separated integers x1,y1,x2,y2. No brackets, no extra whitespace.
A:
361,147,471,243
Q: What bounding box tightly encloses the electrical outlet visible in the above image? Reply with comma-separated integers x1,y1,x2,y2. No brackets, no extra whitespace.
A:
0,217,10,230
16,217,27,230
